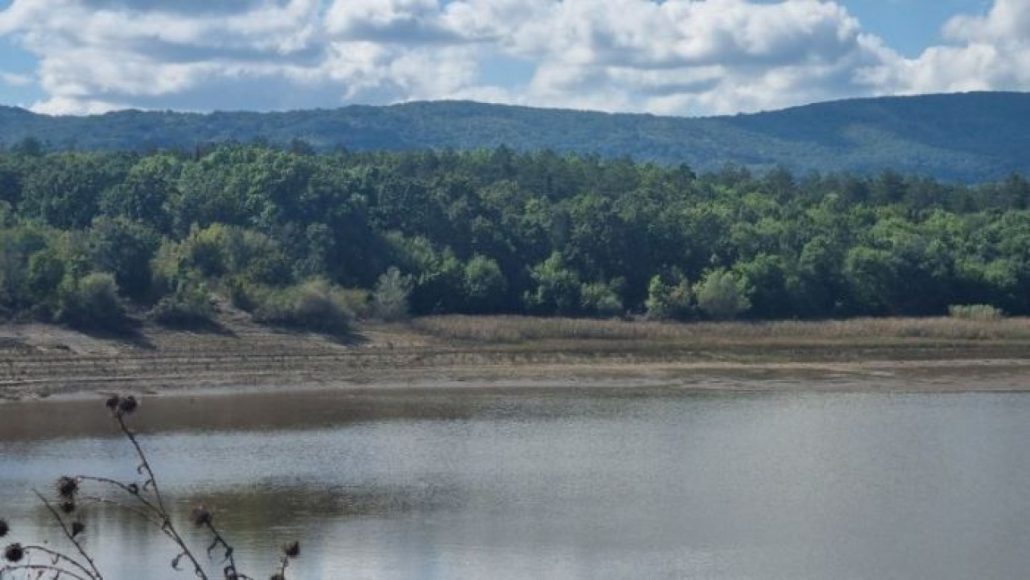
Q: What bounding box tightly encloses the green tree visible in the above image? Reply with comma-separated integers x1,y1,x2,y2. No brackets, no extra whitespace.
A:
525,252,582,315
463,255,507,313
734,254,795,319
20,153,128,229
89,217,160,301
100,154,180,232
26,248,66,314
843,246,898,315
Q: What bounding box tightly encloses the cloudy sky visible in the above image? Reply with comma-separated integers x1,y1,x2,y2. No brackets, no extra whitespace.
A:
0,0,1025,117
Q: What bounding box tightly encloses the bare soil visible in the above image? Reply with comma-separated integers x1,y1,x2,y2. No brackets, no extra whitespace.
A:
2,313,1029,402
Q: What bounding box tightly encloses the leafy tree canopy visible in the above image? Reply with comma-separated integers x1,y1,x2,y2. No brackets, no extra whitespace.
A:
0,143,1028,330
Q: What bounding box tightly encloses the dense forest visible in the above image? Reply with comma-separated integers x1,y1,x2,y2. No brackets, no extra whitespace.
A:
0,142,1028,332
4,92,1030,181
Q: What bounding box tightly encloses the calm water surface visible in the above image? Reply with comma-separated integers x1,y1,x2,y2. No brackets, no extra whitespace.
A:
1,388,1028,579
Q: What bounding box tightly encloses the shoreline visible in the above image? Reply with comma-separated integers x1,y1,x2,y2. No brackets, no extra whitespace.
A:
2,362,1029,443
2,315,1029,403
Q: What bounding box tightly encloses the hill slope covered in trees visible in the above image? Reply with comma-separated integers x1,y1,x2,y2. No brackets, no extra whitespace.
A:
2,92,1030,181
1,145,1028,332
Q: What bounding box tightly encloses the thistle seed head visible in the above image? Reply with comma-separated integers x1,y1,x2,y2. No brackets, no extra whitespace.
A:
57,476,79,499
283,541,300,558
3,543,24,563
190,505,212,527
118,395,138,415
71,521,85,537
0,519,8,538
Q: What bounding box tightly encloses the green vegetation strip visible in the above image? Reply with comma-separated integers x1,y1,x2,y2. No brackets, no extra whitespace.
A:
0,145,1028,332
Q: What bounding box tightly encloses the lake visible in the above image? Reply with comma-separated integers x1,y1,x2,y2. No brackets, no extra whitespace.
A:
1,387,1028,579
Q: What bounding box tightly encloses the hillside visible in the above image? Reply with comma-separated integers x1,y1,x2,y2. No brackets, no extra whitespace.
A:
2,92,1030,181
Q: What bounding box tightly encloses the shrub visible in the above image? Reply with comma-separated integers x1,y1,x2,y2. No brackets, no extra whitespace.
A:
645,273,693,320
226,275,258,312
948,304,1004,321
695,268,752,320
373,267,413,321
463,255,507,313
580,279,624,316
26,248,66,314
150,282,216,327
182,223,229,277
252,278,352,333
152,225,292,294
524,252,582,315
334,287,372,320
88,216,160,301
56,272,130,330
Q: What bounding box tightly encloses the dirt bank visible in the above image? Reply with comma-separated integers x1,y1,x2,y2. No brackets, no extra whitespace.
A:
2,314,1029,402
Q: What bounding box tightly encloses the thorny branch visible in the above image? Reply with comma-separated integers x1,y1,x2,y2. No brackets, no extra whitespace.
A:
33,491,104,580
0,563,92,580
0,395,300,580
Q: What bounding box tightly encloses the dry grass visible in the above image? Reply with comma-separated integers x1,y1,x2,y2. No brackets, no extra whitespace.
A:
412,315,1030,344
3,313,1030,400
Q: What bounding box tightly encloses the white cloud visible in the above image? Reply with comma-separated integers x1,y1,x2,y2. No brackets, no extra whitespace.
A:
0,71,33,87
326,0,450,40
887,0,1030,94
0,0,1028,116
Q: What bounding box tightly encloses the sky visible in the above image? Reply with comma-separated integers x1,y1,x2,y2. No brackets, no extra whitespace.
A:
0,0,1024,117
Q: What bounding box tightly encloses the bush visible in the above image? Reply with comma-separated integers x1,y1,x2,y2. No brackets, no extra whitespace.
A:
89,217,160,301
252,278,352,333
226,275,258,312
948,304,1004,321
524,252,582,315
645,273,693,320
463,255,507,313
150,283,216,327
56,272,131,330
580,279,624,316
373,267,413,321
695,268,751,320
152,225,292,293
334,287,372,320
26,248,66,314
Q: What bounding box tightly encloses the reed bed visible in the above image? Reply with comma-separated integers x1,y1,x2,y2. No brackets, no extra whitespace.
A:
412,315,1030,344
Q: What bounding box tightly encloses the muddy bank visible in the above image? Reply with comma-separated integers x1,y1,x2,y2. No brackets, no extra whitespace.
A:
2,315,1029,402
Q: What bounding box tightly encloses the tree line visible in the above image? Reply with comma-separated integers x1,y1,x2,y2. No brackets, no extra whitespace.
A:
0,142,1027,331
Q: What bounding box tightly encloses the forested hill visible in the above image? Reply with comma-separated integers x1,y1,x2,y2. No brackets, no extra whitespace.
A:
1,145,1028,332
2,92,1030,182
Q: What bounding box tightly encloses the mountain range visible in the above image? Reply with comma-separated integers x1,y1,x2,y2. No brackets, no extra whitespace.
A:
2,91,1029,182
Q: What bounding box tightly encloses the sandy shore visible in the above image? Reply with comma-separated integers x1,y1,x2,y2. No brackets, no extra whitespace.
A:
2,315,1029,403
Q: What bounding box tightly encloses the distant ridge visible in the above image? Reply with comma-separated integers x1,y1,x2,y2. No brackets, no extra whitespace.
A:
3,91,1030,181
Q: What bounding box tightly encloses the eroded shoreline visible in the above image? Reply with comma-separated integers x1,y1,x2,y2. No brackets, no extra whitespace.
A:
2,315,1029,404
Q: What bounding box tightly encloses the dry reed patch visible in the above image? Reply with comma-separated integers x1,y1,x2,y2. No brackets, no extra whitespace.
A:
411,315,1030,344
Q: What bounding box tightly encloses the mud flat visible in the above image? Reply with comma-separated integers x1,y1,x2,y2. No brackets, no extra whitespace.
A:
2,314,1029,402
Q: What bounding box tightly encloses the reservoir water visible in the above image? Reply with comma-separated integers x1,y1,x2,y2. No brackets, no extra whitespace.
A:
1,387,1028,579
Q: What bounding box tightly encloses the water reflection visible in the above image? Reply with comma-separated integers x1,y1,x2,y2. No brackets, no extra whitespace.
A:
1,389,1029,579
0,386,681,441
